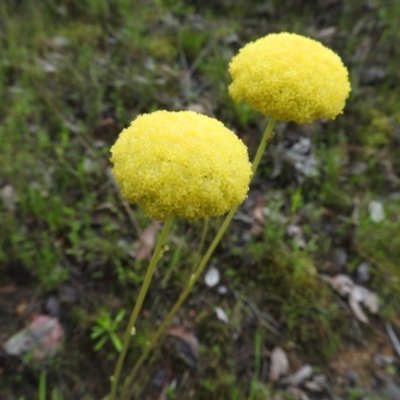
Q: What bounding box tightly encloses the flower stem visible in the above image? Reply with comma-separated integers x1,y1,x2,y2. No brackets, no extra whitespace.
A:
251,117,276,176
109,214,174,400
121,118,276,397
197,217,209,256
121,207,237,398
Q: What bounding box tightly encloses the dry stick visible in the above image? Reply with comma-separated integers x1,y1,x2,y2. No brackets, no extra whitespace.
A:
109,214,174,400
121,117,276,398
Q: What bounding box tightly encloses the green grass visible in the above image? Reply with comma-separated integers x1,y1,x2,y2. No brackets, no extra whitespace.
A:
1,0,400,399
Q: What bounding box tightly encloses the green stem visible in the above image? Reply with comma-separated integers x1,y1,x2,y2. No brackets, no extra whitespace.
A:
251,117,276,176
197,217,209,256
121,118,276,397
109,214,174,400
121,206,237,398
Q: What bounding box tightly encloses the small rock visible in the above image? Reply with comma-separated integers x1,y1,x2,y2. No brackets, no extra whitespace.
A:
59,284,78,303
217,285,228,295
369,200,385,223
204,267,220,287
3,315,64,361
1,185,17,212
345,369,359,386
381,382,400,400
45,296,61,318
333,248,347,269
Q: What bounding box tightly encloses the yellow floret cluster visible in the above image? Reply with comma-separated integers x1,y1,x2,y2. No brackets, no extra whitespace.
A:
228,32,351,124
110,111,252,221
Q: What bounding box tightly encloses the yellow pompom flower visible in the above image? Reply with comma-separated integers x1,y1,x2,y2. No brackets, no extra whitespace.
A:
110,110,252,221
228,32,351,124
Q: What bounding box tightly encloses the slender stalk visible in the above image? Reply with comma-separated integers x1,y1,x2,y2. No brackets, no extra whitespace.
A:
251,117,276,175
109,214,174,400
197,217,209,256
121,206,237,398
122,118,276,397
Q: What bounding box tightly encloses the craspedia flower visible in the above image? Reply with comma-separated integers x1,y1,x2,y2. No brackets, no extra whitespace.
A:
228,32,351,124
110,110,252,221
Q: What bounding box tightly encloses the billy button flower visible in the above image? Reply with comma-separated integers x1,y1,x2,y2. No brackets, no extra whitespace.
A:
228,32,351,124
226,32,351,191
109,110,251,400
110,110,252,220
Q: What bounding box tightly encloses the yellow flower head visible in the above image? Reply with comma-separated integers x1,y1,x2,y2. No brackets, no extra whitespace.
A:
228,32,351,124
110,110,252,220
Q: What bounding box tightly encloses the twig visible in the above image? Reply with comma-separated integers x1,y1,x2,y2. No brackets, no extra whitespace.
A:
386,323,400,359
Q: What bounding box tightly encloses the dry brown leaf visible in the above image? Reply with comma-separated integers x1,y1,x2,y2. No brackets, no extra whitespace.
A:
281,364,313,386
135,221,160,260
251,195,266,236
15,302,28,317
304,380,323,392
166,327,199,367
320,274,354,296
322,274,379,323
349,285,379,323
386,323,400,358
349,288,369,323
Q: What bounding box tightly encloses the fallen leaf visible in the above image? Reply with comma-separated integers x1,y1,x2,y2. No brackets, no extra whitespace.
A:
322,275,379,323
135,221,159,260
361,288,379,314
0,284,16,294
349,285,379,323
15,302,28,317
281,364,313,386
386,323,400,358
320,274,354,296
269,346,289,382
349,289,369,323
186,103,205,114
214,307,229,324
166,327,199,367
316,26,337,43
304,380,323,392
250,195,266,236
252,196,266,225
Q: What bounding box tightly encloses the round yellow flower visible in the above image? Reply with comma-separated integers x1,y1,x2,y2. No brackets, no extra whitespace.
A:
110,110,252,220
228,32,351,124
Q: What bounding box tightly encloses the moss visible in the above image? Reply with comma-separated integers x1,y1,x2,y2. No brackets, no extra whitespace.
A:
356,205,400,276
146,36,178,60
242,235,347,359
59,22,103,45
356,202,400,316
361,109,394,148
